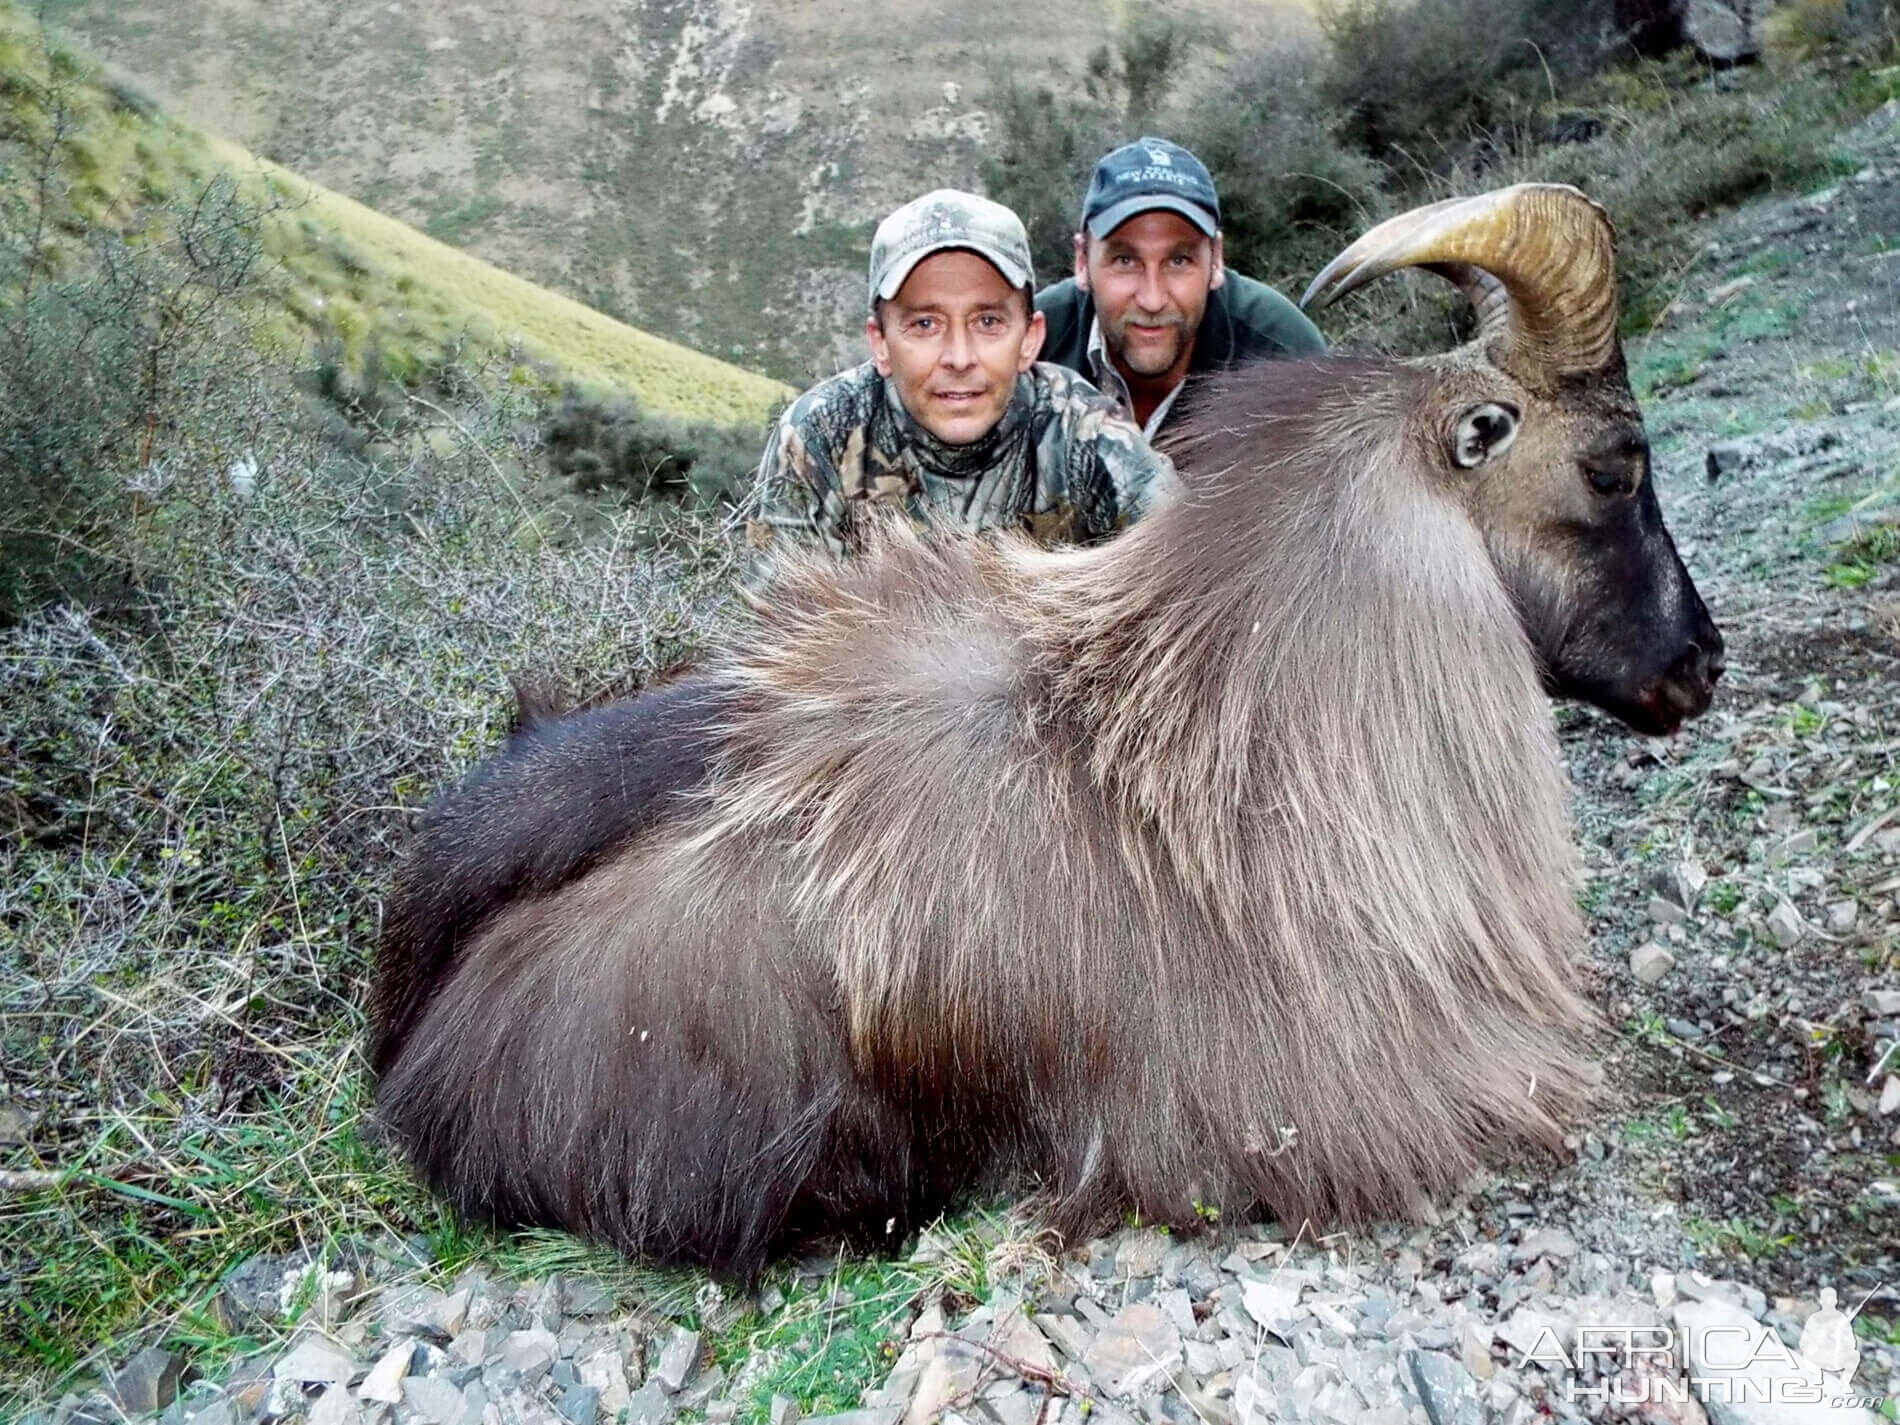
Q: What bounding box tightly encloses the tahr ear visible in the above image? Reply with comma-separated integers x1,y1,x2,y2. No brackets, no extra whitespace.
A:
1451,402,1519,469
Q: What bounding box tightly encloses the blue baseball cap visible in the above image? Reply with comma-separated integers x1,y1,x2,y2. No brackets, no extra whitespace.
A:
1082,137,1221,240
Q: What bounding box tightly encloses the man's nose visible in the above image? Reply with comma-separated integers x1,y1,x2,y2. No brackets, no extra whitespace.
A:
940,324,976,369
1135,266,1168,313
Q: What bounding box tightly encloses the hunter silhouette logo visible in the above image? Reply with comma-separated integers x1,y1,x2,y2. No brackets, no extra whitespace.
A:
1799,1286,1866,1390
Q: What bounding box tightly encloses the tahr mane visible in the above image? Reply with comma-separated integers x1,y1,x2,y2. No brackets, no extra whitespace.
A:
679,355,1599,1239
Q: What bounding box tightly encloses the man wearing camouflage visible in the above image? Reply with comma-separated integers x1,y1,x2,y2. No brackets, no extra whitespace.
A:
746,189,1179,561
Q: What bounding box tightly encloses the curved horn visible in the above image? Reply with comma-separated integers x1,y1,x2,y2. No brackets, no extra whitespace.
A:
1301,184,1620,384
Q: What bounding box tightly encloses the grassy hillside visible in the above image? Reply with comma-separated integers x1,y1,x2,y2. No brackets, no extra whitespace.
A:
1,4,789,424
39,0,1300,384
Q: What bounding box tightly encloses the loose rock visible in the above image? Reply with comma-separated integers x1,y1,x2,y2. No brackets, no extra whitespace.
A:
270,1335,358,1388
1631,942,1676,984
110,1349,185,1416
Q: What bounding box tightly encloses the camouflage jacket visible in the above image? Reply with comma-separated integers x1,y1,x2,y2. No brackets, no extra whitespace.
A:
744,361,1179,561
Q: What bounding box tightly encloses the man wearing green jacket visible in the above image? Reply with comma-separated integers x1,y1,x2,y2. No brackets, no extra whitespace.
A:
1036,137,1326,438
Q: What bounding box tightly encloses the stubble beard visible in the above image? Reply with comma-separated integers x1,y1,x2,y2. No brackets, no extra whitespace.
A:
1108,312,1192,378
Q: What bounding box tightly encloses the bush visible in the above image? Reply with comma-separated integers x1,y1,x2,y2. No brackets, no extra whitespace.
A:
0,173,276,621
542,387,766,507
1173,43,1388,292
0,18,281,622
1476,61,1857,331
1764,0,1900,57
979,12,1209,279
977,79,1119,281
1317,0,1623,166
1,354,743,1400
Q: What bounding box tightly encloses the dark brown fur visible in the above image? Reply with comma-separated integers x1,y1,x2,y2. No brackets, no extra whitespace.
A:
370,356,1694,1280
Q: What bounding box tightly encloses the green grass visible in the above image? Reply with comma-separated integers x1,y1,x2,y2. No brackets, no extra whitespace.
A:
422,192,506,245
1632,344,1708,398
6,1080,436,1388
708,1209,1025,1423
1682,1212,1800,1265
0,350,752,1410
1825,524,1900,589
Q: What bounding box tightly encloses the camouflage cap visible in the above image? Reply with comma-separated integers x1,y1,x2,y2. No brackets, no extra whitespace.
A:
868,189,1035,308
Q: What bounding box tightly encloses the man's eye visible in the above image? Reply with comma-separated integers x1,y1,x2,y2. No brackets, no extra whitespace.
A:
978,313,1003,329
911,317,937,333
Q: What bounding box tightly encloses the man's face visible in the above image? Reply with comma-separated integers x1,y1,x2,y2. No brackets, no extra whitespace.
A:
1076,210,1225,385
866,249,1045,446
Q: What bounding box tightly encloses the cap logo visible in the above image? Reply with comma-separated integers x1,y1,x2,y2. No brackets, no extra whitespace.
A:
1145,145,1173,166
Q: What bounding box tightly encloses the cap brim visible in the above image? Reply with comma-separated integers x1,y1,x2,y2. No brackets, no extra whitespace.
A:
1086,194,1218,240
872,243,1032,305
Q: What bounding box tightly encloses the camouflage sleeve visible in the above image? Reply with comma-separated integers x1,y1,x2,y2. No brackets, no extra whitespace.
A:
1093,407,1181,524
1046,369,1182,529
743,404,853,566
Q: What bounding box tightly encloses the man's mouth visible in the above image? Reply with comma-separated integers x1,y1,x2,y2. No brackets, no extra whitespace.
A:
933,390,986,404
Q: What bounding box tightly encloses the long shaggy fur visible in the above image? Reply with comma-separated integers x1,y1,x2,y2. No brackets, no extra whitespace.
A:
372,358,1602,1280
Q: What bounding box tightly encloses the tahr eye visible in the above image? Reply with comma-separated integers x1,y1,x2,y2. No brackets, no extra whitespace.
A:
1585,466,1629,496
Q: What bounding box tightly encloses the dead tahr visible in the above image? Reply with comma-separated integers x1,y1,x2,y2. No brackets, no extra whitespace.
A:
369,186,1722,1280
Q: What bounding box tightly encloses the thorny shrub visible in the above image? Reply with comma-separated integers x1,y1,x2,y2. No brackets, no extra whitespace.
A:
0,358,745,1392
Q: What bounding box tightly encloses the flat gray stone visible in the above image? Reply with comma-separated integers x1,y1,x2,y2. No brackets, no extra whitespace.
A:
1677,1296,1882,1424
563,1279,615,1317
1863,990,1900,1017
1408,1351,1482,1425
400,1376,466,1425
1032,1312,1095,1364
576,1349,632,1416
1241,1277,1303,1332
1112,1227,1170,1279
1630,942,1675,985
1511,1227,1579,1263
358,1340,414,1403
499,1328,559,1382
218,1254,295,1330
983,1386,1048,1425
272,1335,359,1388
678,1365,728,1413
1082,1303,1181,1401
626,1381,678,1425
379,1286,447,1337
431,1289,472,1337
306,1385,353,1425
111,1348,185,1414
655,1326,701,1393
560,1385,601,1425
